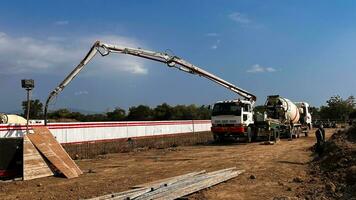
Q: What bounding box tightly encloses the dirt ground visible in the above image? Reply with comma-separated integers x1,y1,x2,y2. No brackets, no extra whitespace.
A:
0,129,337,200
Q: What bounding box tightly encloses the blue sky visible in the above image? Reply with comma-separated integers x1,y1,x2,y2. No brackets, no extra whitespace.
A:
0,1,355,113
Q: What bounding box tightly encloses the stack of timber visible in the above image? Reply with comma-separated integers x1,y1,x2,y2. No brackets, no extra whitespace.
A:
87,167,244,200
23,126,82,180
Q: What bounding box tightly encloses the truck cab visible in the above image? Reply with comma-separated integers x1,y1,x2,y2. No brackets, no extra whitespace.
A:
295,102,312,130
211,100,253,141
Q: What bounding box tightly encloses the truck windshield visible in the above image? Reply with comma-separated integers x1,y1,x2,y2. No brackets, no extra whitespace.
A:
212,103,241,116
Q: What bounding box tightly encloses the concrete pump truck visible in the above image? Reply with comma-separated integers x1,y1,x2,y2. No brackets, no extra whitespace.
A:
43,41,257,127
43,41,311,142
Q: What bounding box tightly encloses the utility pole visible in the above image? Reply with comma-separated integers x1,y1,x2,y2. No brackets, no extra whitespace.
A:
21,79,34,134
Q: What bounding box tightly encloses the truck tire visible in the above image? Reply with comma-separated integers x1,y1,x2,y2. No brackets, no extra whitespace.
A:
288,128,293,140
213,133,225,143
213,133,220,143
272,129,280,142
247,127,252,143
305,127,309,137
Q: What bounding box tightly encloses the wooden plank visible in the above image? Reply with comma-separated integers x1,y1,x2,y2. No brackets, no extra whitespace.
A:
28,127,82,179
134,170,239,200
88,171,206,200
86,188,151,200
132,170,206,189
86,168,244,200
23,134,54,180
153,170,244,200
143,170,245,200
36,127,82,175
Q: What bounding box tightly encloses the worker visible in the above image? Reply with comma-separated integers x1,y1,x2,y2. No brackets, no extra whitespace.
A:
315,124,324,156
320,124,325,142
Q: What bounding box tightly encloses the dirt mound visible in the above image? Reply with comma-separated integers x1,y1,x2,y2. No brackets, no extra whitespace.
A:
299,126,356,199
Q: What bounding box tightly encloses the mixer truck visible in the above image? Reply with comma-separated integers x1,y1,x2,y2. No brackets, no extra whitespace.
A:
211,95,312,142
265,95,312,139
0,113,27,125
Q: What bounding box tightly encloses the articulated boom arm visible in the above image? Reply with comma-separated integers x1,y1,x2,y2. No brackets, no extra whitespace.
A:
44,41,256,124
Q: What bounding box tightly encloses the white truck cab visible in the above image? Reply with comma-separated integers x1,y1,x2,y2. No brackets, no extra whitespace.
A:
211,99,254,140
295,102,312,129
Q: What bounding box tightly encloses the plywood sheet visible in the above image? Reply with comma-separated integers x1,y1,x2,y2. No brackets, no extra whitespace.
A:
28,127,82,179
23,134,54,180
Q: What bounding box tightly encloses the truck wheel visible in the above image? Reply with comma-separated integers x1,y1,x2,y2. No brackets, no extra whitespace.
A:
288,129,293,140
213,134,220,143
213,134,225,143
247,127,252,143
305,126,309,137
272,129,278,142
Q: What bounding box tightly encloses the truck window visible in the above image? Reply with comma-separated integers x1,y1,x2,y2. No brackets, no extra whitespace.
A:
244,104,250,112
212,103,242,116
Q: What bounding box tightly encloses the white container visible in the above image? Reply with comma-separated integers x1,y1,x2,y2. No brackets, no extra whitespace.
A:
1,114,27,125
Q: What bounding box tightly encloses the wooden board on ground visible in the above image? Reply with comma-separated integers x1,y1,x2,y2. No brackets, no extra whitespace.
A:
132,170,206,189
86,168,244,200
27,126,82,179
23,134,54,180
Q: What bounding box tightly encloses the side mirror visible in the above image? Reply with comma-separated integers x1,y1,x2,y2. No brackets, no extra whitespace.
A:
207,105,212,110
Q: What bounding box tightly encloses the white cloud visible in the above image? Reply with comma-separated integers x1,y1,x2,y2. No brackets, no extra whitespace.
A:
74,91,89,96
229,12,250,24
54,20,69,25
0,32,148,75
205,33,219,37
246,64,276,73
47,36,67,42
211,39,221,50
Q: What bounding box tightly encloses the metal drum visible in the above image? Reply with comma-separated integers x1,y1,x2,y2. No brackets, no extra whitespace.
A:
265,95,300,124
0,114,27,125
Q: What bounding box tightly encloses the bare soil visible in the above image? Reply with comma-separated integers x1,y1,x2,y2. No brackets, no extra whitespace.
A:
297,126,356,200
0,129,338,200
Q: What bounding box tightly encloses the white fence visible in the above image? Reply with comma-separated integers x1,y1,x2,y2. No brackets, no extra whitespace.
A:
0,120,211,144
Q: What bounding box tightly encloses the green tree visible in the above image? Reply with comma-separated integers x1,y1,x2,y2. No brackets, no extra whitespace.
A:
127,105,153,121
319,95,355,120
196,105,211,119
48,109,72,119
82,114,107,122
22,99,43,119
309,106,320,120
153,103,172,120
170,104,209,120
107,107,126,121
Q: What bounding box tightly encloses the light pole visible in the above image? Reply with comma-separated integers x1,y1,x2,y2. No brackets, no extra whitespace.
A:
21,79,34,134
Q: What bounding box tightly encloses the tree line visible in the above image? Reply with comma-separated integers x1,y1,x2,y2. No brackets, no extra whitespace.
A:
22,101,211,122
22,95,356,122
309,95,355,121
